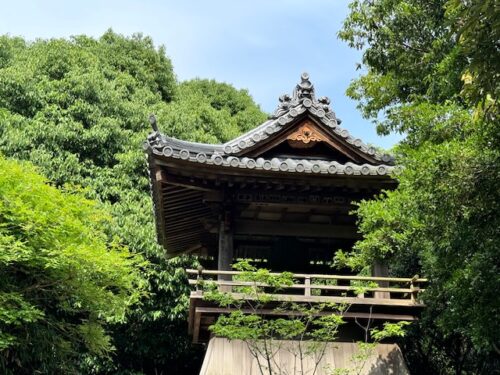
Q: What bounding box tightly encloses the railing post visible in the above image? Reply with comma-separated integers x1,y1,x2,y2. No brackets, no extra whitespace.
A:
304,276,311,297
410,275,419,303
196,266,204,296
373,261,390,299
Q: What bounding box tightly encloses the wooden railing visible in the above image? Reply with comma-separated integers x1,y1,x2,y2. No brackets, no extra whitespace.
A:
186,269,427,305
187,269,427,342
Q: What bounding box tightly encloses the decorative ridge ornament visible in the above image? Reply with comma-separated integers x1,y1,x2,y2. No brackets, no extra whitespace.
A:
295,72,315,100
272,72,341,125
146,114,163,146
149,114,159,132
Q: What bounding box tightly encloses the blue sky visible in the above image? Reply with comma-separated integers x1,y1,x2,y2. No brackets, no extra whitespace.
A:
0,0,401,149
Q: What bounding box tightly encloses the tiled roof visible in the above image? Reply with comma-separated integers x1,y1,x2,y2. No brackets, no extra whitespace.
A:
145,72,395,176
146,134,395,176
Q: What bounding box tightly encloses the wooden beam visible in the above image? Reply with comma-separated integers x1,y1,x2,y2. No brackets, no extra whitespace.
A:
194,307,418,321
163,189,201,204
166,215,211,229
165,221,203,232
164,184,199,193
168,230,204,240
163,201,202,212
160,172,217,192
186,269,428,283
188,279,414,294
155,168,168,183
238,201,353,212
234,220,360,239
165,207,210,219
191,292,423,307
188,298,197,335
163,193,202,205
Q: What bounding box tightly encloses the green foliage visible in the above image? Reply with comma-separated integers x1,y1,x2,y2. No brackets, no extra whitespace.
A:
339,0,498,134
152,79,266,145
339,0,499,373
330,322,410,375
350,129,500,350
205,261,348,375
339,0,464,130
0,31,266,374
445,0,500,107
349,281,379,297
0,156,146,374
370,321,410,342
311,278,337,297
206,262,412,374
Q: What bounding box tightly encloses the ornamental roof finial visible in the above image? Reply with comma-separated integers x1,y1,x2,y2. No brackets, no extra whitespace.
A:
295,72,314,100
149,114,159,132
271,72,342,124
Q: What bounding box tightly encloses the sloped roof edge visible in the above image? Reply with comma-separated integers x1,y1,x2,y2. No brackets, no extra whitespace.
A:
145,138,396,177
145,72,394,166
223,73,393,164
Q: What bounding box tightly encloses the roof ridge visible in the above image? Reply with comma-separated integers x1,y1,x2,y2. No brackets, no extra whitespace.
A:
145,73,394,164
222,73,394,164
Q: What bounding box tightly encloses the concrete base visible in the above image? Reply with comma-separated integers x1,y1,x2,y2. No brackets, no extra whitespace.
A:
200,338,409,375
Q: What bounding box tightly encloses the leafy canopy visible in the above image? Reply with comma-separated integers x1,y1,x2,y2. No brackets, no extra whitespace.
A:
0,155,146,374
0,30,267,374
338,0,499,372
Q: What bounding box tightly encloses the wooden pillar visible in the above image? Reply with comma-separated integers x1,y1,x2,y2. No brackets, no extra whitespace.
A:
217,210,233,282
372,260,390,299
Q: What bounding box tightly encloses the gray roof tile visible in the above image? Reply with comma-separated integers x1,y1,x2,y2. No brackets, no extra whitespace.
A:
145,73,396,176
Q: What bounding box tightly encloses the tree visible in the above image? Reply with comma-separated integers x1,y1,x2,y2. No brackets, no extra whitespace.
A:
202,260,410,375
156,78,267,144
0,31,267,373
0,155,146,374
338,0,499,373
203,261,349,375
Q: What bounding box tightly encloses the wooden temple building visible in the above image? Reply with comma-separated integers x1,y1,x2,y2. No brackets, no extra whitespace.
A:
145,73,425,374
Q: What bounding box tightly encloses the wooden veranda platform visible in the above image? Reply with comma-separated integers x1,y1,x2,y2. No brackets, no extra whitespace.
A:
187,269,426,343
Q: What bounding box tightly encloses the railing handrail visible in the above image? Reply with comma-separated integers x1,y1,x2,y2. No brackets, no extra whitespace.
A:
186,268,427,306
185,268,428,283
187,279,422,293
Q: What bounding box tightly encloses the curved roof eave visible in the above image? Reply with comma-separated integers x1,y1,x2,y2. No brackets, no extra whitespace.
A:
145,72,394,166
146,141,397,177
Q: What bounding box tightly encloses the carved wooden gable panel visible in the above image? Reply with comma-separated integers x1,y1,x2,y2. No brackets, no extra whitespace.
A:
287,120,326,149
